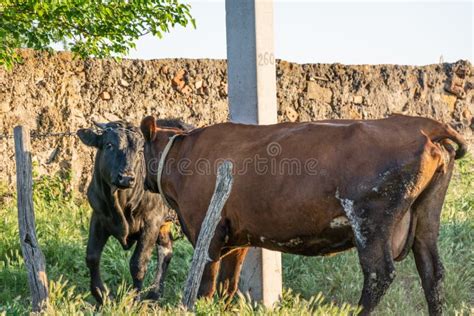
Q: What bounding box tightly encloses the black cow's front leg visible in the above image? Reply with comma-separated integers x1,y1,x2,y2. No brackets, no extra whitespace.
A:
145,222,173,300
129,231,156,299
86,214,110,304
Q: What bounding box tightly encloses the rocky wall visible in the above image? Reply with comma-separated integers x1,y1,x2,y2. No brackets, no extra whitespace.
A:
0,50,472,190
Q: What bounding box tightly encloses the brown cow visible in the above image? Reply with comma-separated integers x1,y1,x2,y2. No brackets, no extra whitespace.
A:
139,114,467,315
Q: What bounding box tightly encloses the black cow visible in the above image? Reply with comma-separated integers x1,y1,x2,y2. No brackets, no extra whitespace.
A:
77,121,174,303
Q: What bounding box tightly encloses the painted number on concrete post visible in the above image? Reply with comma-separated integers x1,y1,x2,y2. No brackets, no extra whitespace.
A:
258,52,275,66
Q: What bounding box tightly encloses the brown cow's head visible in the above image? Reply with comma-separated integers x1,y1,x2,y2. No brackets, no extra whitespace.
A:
140,116,192,193
77,121,145,190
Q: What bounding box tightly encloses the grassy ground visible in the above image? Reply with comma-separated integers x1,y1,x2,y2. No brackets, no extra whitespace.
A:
0,157,472,315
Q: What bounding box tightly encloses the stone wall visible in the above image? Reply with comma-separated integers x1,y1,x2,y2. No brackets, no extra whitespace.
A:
0,50,472,190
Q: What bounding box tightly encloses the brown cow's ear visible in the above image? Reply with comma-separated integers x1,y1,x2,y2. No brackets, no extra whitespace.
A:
140,116,156,142
77,128,101,148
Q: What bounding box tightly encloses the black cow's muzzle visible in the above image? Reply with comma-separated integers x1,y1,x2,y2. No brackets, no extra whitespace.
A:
114,173,136,189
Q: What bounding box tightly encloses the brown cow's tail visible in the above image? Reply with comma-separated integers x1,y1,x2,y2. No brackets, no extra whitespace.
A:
391,114,468,159
430,124,468,159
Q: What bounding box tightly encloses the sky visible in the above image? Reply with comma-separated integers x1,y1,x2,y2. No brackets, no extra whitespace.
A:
127,0,473,65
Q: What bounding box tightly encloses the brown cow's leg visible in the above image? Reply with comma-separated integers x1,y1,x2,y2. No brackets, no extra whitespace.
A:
357,238,396,316
86,214,110,304
412,155,454,316
413,240,444,316
197,260,221,298
217,247,249,303
197,222,227,298
145,222,173,300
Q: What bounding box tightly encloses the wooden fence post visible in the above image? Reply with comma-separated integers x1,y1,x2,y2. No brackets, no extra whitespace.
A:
182,160,234,310
14,126,49,312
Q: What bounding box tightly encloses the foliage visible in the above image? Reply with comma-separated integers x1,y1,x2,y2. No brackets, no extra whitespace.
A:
0,157,473,315
0,0,195,69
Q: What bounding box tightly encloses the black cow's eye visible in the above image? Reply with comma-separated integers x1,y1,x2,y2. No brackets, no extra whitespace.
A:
106,143,113,150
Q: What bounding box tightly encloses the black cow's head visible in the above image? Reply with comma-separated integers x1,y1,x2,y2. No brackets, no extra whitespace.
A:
77,121,145,190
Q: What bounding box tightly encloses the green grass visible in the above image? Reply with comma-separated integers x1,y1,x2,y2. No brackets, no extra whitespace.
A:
0,157,472,315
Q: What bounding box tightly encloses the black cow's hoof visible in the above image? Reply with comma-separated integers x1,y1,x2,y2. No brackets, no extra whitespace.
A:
94,292,114,307
133,293,142,302
143,291,161,301
105,292,115,303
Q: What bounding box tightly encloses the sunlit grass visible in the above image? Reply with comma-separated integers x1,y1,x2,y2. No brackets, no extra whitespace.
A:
0,156,472,314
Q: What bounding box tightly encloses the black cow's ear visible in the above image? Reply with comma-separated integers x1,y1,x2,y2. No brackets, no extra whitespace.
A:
77,128,101,148
140,116,156,142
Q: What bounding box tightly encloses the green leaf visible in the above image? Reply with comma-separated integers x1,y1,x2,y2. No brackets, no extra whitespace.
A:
0,0,194,67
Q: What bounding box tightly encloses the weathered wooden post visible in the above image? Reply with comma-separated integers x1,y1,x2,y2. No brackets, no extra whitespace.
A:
225,0,282,307
182,160,234,310
14,126,49,312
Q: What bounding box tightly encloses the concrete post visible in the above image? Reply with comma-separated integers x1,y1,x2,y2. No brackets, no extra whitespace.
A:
225,0,282,307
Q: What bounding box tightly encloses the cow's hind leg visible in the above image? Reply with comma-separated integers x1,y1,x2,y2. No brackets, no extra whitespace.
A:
145,222,174,300
338,194,399,315
413,239,444,316
217,247,248,304
412,154,454,316
357,236,396,316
